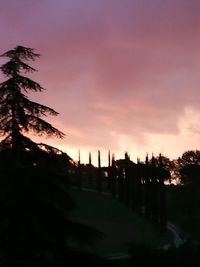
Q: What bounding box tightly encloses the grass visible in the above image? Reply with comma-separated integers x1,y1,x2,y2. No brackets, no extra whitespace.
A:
67,187,168,257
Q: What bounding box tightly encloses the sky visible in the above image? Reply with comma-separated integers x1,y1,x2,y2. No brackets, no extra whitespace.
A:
1,0,200,166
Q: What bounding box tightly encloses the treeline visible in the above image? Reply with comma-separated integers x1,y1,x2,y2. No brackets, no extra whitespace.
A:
71,149,200,187
70,151,168,233
70,149,200,235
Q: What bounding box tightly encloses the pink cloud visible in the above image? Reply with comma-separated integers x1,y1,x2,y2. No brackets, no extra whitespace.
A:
1,0,200,162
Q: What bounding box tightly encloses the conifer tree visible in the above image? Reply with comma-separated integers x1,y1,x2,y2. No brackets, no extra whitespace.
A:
0,45,65,166
0,46,102,266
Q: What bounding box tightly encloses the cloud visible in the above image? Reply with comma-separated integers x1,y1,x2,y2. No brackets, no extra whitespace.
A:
1,0,200,162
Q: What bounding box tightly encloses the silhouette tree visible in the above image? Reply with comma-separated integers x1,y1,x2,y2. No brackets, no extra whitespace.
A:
0,45,65,167
0,46,102,266
178,150,200,166
178,150,200,185
97,150,102,193
149,154,174,183
110,154,117,198
88,152,93,188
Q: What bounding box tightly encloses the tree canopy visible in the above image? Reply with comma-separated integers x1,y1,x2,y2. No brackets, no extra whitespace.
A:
178,150,200,186
0,45,65,167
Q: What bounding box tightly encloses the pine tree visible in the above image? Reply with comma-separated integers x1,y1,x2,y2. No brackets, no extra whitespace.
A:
0,46,102,266
0,45,65,167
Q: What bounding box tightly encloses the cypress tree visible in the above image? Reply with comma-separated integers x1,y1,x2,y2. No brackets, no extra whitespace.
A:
77,149,82,190
144,154,151,220
158,154,167,233
110,154,117,198
97,150,102,193
88,152,93,188
107,150,111,192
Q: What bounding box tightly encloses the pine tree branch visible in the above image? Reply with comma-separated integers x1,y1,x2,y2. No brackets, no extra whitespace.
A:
0,46,40,61
0,76,44,93
0,59,36,76
26,115,65,138
22,98,59,116
0,117,12,135
15,75,44,92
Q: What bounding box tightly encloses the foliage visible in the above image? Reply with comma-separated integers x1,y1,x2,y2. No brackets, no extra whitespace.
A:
178,150,200,185
0,46,102,265
178,150,200,166
179,165,200,186
0,45,64,166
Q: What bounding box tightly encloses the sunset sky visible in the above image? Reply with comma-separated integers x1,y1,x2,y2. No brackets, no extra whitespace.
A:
1,0,200,165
